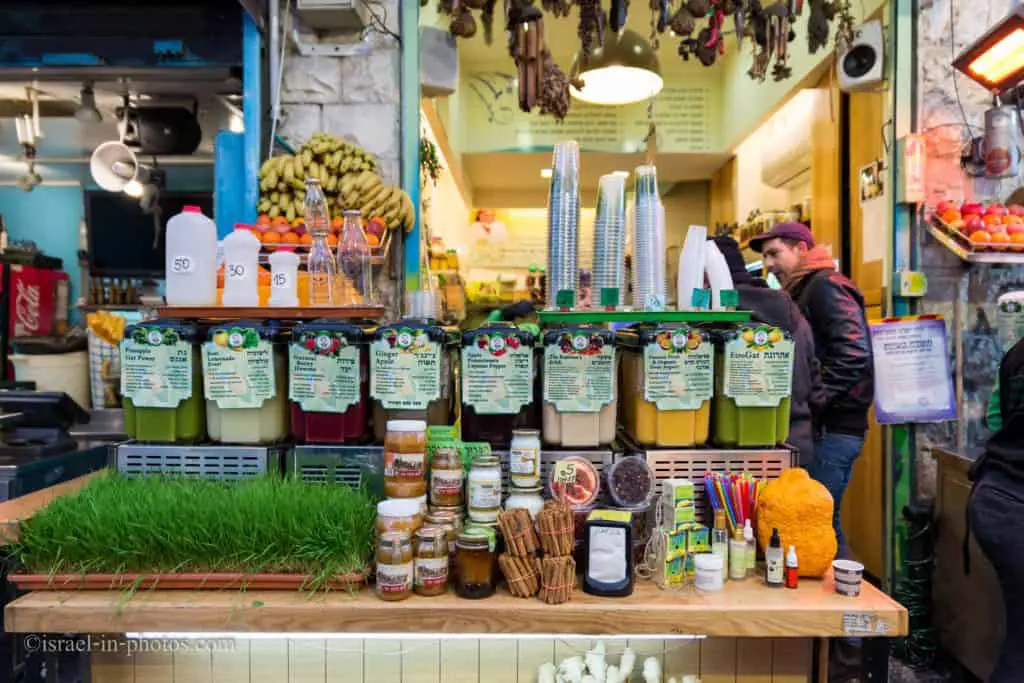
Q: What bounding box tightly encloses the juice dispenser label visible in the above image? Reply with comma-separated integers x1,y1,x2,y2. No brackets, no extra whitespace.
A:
643,329,714,410
461,332,534,414
370,328,441,410
543,332,615,413
289,331,361,413
723,326,794,408
120,327,193,409
202,328,276,409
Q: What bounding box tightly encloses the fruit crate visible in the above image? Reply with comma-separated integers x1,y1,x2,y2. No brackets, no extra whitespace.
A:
284,444,384,498
256,222,393,266
930,203,1024,254
115,443,284,480
637,447,794,524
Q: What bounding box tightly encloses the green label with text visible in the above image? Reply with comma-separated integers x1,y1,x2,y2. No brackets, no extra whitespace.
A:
543,332,615,413
120,327,192,409
723,326,794,408
643,329,713,410
462,332,533,414
370,328,441,410
289,330,361,413
202,328,275,409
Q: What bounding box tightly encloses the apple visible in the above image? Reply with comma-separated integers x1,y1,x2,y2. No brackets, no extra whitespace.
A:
987,204,1009,216
1007,224,1024,235
964,216,986,235
1010,204,1024,217
937,200,959,214
962,202,984,216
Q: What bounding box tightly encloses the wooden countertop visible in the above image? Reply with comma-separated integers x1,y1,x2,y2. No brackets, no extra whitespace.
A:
0,471,103,543
6,577,906,638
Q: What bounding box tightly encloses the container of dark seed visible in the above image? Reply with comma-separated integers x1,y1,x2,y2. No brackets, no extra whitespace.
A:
605,455,657,570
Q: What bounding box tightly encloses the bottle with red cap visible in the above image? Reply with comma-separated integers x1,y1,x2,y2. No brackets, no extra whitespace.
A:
165,205,217,305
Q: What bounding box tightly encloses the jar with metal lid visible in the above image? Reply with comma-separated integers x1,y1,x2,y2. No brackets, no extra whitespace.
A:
455,529,495,599
375,531,413,601
505,486,544,520
508,429,541,488
383,419,427,498
425,510,461,558
467,455,502,523
376,498,423,537
429,444,464,507
414,527,449,597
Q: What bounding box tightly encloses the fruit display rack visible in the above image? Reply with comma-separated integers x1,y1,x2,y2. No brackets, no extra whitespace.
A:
929,201,1024,265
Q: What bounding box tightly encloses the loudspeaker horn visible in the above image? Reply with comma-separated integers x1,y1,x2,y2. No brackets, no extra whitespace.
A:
89,141,139,192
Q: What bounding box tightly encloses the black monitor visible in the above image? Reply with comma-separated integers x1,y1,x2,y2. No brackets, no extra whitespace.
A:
85,190,214,278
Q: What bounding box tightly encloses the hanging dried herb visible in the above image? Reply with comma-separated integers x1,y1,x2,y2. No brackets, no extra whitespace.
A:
542,0,574,17
807,0,830,53
670,7,697,35
420,137,443,185
538,53,582,121
481,0,498,44
451,7,478,38
687,0,711,17
577,0,607,63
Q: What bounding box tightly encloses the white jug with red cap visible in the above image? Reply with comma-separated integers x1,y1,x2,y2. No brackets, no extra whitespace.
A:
165,205,217,305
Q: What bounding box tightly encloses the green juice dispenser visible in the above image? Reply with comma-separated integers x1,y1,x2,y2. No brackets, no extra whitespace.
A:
713,324,794,448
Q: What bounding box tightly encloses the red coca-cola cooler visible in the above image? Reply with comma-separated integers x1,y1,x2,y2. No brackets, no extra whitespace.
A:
0,261,68,379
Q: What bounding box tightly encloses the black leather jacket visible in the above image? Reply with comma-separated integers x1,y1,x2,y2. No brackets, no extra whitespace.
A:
787,269,874,435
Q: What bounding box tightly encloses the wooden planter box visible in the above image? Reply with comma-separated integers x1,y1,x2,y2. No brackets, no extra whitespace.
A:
9,570,367,592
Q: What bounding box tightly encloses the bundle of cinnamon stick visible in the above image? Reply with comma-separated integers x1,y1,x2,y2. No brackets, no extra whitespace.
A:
539,556,576,605
498,554,541,598
536,500,574,557
497,508,539,557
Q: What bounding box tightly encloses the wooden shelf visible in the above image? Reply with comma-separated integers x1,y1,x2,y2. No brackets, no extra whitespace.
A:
5,578,906,638
0,472,101,543
925,222,1024,265
537,310,751,324
157,305,385,321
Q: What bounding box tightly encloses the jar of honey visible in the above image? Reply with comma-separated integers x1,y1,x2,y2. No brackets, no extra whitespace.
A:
454,529,495,599
429,444,463,507
384,420,427,498
414,527,449,597
375,531,413,601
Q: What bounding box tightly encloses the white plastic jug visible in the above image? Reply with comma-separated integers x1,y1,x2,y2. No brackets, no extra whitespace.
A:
268,249,300,307
165,205,217,305
221,226,261,306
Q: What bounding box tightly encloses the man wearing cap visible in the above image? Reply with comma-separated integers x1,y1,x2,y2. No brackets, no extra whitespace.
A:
751,223,874,560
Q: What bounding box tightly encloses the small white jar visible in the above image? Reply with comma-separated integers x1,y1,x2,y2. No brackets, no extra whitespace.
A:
694,553,724,592
504,485,544,520
467,455,502,523
509,428,541,488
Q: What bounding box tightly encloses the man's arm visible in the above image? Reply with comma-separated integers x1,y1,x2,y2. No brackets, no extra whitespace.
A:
805,275,873,404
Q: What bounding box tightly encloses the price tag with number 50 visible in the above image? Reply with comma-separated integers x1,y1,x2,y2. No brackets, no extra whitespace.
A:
227,264,246,280
172,256,195,274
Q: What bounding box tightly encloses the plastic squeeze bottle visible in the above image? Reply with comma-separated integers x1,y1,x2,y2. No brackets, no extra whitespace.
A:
785,545,799,589
765,527,784,587
165,205,217,305
221,226,261,306
268,249,300,307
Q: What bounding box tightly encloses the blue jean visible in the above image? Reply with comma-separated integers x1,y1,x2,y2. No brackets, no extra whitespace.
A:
808,432,864,560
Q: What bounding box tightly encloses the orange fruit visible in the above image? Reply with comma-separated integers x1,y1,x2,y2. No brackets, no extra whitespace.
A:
331,217,343,234
327,234,338,247
1011,233,1024,252
1003,214,1023,225
366,233,380,248
257,214,271,225
300,233,313,246
983,214,1004,227
262,231,281,245
990,231,1011,250
282,231,300,244
272,216,289,227
939,209,961,224
970,231,992,251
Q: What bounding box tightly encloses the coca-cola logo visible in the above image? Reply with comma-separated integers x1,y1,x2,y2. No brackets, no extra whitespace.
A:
15,279,41,334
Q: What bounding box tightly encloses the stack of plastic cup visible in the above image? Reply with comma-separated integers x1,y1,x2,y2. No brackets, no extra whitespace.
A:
546,141,581,307
631,164,666,310
405,289,440,319
592,173,627,307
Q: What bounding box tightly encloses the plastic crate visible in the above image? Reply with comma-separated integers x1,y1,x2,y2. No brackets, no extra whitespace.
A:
284,444,384,498
116,443,283,480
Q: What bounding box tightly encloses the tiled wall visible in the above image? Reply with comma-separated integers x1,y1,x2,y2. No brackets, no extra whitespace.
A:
89,636,815,682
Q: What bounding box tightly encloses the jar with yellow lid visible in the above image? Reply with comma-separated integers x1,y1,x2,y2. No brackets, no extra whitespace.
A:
617,325,713,447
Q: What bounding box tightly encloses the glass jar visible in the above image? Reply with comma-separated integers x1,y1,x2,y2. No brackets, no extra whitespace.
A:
289,321,370,444
414,527,449,597
504,485,544,520
375,531,413,601
203,321,289,444
121,320,205,443
376,498,423,537
616,325,712,448
467,455,502,523
460,324,539,448
541,327,618,448
508,428,541,488
455,530,495,599
429,444,464,507
383,419,427,498
425,511,460,559
370,321,456,441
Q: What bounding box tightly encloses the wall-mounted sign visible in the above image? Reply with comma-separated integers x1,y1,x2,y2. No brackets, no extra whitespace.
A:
868,316,956,424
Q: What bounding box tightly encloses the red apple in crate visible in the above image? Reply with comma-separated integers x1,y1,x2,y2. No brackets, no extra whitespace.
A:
962,202,984,216
936,200,958,214
1010,204,1024,216
1008,223,1024,235
986,204,1009,216
963,216,986,236
365,217,388,239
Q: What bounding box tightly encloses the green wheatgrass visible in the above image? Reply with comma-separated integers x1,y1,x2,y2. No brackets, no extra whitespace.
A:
13,472,377,591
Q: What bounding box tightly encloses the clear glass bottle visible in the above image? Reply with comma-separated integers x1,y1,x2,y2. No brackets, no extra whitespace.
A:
336,209,372,306
711,509,729,582
305,178,335,306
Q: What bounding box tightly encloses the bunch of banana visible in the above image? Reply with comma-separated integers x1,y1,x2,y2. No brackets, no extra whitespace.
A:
338,171,416,232
256,131,380,220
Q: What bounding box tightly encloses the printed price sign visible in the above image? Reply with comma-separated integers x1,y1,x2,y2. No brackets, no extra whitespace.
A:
553,461,577,485
171,256,195,274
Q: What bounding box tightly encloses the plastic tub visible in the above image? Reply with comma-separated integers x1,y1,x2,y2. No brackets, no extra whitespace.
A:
120,320,205,443
617,325,712,447
460,323,539,448
10,351,90,411
370,320,456,441
203,321,289,444
606,455,656,508
712,325,793,448
289,320,369,444
548,455,600,509
541,326,617,448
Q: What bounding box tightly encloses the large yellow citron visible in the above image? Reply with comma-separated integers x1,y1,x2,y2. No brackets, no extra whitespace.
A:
756,468,837,577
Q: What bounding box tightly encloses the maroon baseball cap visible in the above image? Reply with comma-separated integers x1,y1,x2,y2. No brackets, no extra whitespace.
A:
749,222,815,252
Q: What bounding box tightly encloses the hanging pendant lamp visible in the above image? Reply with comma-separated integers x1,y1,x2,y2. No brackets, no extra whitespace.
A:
570,29,664,106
